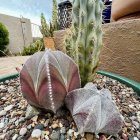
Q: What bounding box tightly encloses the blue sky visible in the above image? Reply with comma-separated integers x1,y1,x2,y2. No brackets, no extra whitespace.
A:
0,0,55,25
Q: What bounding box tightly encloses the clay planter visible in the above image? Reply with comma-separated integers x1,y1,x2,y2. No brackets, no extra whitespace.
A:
111,0,140,21
43,37,55,51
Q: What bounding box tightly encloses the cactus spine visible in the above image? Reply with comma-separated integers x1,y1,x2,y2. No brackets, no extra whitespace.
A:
65,0,104,86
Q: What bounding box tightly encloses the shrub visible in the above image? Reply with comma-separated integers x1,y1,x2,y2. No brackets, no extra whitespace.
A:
22,39,45,56
0,22,9,56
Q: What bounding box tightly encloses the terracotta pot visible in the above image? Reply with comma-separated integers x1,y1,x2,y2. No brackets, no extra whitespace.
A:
111,0,140,21
43,37,55,51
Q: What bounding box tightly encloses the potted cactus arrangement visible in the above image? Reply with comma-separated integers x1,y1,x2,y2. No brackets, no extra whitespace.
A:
40,0,58,50
18,0,125,139
1,0,140,139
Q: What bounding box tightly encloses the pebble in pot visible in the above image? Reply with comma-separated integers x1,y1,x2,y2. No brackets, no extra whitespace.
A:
0,122,5,129
0,110,6,116
12,134,18,140
60,127,66,134
60,134,65,140
19,127,27,136
4,105,13,111
34,124,44,130
31,129,42,138
50,130,60,140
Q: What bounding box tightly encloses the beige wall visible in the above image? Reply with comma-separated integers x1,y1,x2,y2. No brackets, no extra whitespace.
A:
0,13,33,54
54,19,140,83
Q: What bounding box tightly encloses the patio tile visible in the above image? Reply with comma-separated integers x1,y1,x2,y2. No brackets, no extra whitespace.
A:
0,56,30,77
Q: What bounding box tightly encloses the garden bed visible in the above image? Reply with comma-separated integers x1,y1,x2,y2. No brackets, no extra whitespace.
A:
0,74,140,140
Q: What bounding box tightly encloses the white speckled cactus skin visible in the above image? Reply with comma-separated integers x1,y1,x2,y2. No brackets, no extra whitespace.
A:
65,0,104,86
20,50,81,113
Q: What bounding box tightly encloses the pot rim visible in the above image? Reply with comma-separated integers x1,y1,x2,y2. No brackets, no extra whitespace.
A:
0,71,140,96
97,71,140,96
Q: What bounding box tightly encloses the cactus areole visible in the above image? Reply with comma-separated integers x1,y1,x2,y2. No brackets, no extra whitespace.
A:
65,0,104,87
20,50,81,113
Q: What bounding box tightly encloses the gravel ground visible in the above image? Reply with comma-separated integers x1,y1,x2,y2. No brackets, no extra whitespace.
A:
0,74,140,140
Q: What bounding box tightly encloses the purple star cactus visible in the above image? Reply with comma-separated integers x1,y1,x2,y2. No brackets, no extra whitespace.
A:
65,83,124,135
20,50,80,113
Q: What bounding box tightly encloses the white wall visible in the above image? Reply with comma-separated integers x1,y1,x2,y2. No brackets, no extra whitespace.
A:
0,13,33,54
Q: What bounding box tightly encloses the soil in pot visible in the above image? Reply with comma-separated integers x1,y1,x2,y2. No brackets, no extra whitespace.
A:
0,74,140,140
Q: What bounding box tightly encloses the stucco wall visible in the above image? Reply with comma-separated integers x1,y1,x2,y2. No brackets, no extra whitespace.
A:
0,13,33,54
54,19,140,83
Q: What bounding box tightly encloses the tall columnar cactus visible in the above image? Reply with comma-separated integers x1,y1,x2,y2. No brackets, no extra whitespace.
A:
52,0,58,31
65,0,104,86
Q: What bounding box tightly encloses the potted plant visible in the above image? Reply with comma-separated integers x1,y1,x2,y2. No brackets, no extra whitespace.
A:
40,0,58,50
111,0,140,21
19,0,124,139
1,0,140,140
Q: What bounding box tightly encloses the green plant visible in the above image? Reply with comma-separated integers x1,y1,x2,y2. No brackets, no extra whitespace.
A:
40,13,51,37
52,0,58,31
40,0,58,37
65,0,104,87
0,22,9,56
22,39,44,56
